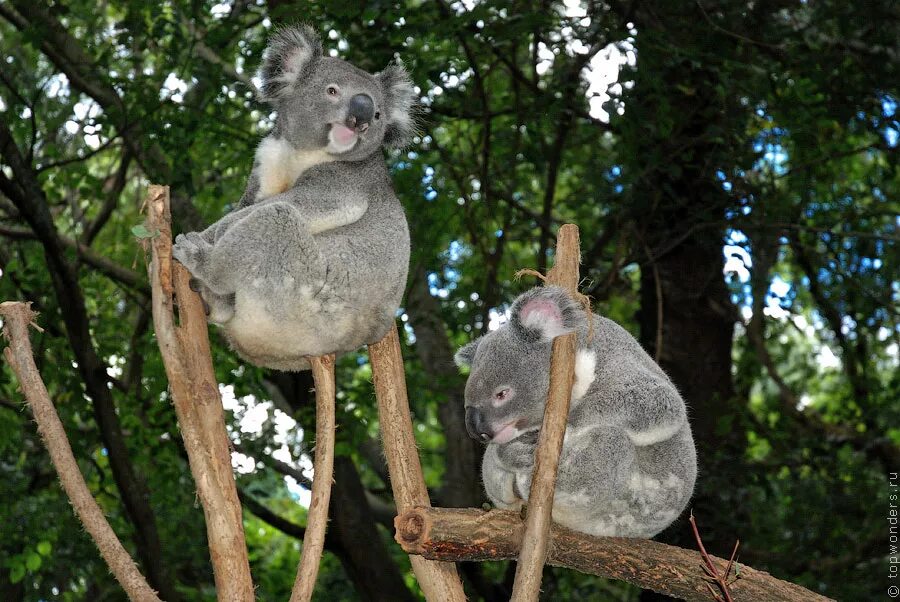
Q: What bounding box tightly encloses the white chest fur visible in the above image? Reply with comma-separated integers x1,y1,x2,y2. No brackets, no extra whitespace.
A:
254,136,332,200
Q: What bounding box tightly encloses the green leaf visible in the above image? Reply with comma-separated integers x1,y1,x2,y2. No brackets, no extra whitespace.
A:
25,552,41,572
9,563,25,584
131,224,160,239
36,541,52,556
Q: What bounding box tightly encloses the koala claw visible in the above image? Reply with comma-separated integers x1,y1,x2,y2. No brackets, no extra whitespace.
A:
172,232,209,271
189,277,202,292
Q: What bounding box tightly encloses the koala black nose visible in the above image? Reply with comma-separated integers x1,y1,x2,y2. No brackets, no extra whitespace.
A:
346,93,375,132
465,407,492,443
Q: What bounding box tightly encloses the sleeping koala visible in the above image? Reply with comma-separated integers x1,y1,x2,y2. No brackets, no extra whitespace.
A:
172,25,415,371
455,286,697,538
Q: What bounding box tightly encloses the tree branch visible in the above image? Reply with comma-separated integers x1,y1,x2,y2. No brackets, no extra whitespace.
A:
395,507,834,602
289,355,336,602
144,185,253,601
369,325,467,601
0,108,179,602
511,224,580,601
0,224,147,293
0,302,162,602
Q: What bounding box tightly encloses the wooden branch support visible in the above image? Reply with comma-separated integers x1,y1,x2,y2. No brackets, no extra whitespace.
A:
396,507,835,602
289,354,336,602
0,302,162,602
369,325,467,601
511,224,581,601
144,185,255,601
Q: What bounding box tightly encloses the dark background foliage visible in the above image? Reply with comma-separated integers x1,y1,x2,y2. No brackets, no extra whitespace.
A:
0,1,897,600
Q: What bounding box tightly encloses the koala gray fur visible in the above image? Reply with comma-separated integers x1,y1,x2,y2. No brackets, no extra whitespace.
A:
172,25,414,371
455,286,697,538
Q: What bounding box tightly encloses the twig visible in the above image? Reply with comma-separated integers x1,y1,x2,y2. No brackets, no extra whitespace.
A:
143,185,254,601
369,325,467,601
511,224,581,602
0,302,162,602
689,512,736,602
289,354,336,602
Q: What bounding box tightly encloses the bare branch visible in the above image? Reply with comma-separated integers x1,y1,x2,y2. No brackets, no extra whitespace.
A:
0,302,162,602
369,325,467,601
395,506,834,602
144,185,254,601
289,355,336,602
511,224,580,601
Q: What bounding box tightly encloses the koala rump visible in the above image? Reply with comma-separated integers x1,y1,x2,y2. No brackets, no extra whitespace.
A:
172,25,415,370
456,286,698,538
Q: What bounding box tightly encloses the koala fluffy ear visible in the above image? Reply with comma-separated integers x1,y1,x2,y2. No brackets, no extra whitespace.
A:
454,337,482,367
260,25,323,103
510,286,586,342
378,64,418,148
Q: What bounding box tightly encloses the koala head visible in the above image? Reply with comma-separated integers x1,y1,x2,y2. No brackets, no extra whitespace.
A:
259,25,417,160
455,286,589,445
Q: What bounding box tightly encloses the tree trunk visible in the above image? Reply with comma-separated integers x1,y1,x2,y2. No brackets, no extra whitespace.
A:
622,5,745,585
329,456,417,602
405,263,484,508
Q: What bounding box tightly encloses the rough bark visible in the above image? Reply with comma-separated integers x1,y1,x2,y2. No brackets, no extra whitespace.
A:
0,118,179,601
1,302,162,602
369,325,467,601
511,224,580,602
289,355,336,602
396,507,834,602
145,185,254,601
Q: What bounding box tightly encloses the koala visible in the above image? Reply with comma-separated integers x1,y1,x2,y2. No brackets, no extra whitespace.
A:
455,286,697,538
172,25,415,371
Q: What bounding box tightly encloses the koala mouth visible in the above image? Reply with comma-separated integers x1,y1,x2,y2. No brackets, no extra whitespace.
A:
327,123,359,154
491,419,523,445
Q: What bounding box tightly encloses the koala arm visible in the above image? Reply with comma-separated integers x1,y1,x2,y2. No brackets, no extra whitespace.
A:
258,173,369,235
494,430,539,470
236,170,262,209
610,380,688,447
482,444,525,509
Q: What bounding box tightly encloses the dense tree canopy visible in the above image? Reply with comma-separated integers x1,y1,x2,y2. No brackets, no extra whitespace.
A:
0,1,896,600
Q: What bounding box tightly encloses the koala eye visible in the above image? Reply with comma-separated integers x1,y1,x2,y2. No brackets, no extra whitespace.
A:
493,388,512,402
374,111,381,120
326,85,339,97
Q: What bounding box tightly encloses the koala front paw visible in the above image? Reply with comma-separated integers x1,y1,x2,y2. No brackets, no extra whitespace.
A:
496,432,539,471
172,232,210,273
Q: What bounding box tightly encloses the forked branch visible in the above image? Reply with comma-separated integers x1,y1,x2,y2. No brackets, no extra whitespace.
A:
143,185,254,601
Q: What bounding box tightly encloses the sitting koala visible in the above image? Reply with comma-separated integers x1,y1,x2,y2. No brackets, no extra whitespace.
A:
455,286,697,538
173,26,415,371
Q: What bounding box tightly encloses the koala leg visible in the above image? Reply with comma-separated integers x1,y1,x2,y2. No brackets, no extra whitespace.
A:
189,278,236,324
555,425,636,499
201,201,326,297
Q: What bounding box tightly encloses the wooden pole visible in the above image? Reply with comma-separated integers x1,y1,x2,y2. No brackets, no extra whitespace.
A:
1,302,163,602
395,507,834,602
369,325,467,601
289,354,337,602
144,185,255,601
511,224,581,601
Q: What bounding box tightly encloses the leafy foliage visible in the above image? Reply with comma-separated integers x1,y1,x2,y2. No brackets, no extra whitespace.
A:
0,1,896,600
